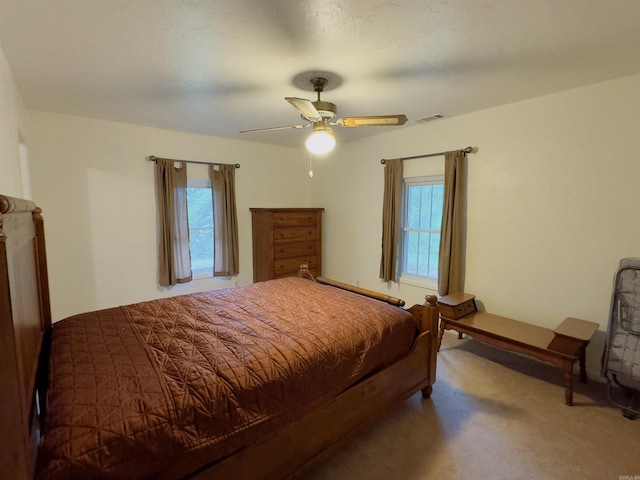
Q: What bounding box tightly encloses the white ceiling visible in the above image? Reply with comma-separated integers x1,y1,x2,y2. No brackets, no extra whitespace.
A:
1,0,640,149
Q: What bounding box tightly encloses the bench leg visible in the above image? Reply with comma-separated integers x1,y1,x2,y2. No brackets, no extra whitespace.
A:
562,359,574,406
437,321,465,351
578,347,588,384
437,321,446,351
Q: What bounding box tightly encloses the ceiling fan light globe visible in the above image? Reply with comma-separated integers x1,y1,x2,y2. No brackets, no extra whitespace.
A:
305,130,336,155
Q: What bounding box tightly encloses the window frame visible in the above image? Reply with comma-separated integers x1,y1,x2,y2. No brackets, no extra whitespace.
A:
186,178,214,279
399,174,444,290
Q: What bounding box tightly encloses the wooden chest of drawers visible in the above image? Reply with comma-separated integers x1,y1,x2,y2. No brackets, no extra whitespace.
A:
250,208,324,282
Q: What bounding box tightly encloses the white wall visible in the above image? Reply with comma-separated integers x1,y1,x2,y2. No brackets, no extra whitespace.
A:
311,73,640,374
0,44,29,197
27,111,311,320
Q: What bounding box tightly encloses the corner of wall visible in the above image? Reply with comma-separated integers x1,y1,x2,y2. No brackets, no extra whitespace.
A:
0,42,29,198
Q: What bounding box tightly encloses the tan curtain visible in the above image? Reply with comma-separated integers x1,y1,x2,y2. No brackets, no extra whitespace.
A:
379,159,403,282
209,164,239,276
155,159,192,286
438,150,466,295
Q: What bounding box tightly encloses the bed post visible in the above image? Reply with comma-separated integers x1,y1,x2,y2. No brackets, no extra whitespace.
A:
0,195,51,480
407,294,439,398
32,207,52,333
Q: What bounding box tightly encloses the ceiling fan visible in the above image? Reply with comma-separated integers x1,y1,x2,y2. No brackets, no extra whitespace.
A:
240,73,408,154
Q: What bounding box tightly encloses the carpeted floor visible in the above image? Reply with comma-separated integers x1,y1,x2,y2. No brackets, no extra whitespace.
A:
303,332,640,480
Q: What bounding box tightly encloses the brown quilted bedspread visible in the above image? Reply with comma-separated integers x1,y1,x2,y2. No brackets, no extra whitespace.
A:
36,277,417,479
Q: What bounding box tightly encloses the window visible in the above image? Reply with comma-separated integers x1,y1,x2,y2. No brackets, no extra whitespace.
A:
401,175,444,286
187,179,214,277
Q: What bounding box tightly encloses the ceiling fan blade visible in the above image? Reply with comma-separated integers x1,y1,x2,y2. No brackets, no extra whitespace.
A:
334,114,408,127
240,123,310,133
285,97,322,122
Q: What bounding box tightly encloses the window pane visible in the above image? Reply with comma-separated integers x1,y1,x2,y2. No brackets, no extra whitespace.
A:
187,187,213,229
404,231,419,274
417,232,429,276
419,186,432,230
187,186,214,272
428,232,440,277
407,186,421,229
402,177,443,281
419,232,438,278
430,185,444,230
403,231,439,279
190,228,214,271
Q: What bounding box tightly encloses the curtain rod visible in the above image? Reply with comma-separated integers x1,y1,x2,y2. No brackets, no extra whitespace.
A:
148,155,240,168
380,146,473,164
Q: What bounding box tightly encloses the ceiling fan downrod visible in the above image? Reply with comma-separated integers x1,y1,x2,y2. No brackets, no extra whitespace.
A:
309,77,336,118
311,77,328,101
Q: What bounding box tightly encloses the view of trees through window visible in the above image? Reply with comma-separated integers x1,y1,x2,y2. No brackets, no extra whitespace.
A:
402,181,444,279
187,185,214,273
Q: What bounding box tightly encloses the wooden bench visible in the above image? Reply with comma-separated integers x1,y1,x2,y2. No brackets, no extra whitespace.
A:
437,292,599,406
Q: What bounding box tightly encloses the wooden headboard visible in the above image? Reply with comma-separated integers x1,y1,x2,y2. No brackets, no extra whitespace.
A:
0,194,51,479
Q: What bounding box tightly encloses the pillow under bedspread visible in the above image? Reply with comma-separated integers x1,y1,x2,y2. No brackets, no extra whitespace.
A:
36,277,417,479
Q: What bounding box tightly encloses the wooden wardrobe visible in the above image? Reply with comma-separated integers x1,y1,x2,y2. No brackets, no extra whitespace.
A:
251,208,323,282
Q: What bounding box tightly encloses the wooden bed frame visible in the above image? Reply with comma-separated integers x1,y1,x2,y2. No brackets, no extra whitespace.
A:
0,194,439,480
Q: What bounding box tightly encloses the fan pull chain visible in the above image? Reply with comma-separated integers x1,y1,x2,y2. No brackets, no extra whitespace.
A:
308,152,314,178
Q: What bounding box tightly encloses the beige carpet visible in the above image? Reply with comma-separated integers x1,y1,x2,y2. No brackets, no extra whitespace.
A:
303,332,640,480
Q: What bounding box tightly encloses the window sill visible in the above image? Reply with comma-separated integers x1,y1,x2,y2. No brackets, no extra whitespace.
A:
399,273,438,291
192,269,213,280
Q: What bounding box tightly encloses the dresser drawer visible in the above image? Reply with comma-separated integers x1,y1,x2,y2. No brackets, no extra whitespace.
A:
273,226,318,243
274,241,317,259
273,212,318,227
274,257,318,278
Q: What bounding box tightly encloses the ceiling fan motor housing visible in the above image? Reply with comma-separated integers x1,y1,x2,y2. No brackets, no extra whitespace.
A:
312,100,337,119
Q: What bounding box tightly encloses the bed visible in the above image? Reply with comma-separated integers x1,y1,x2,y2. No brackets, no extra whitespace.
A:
0,194,439,480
